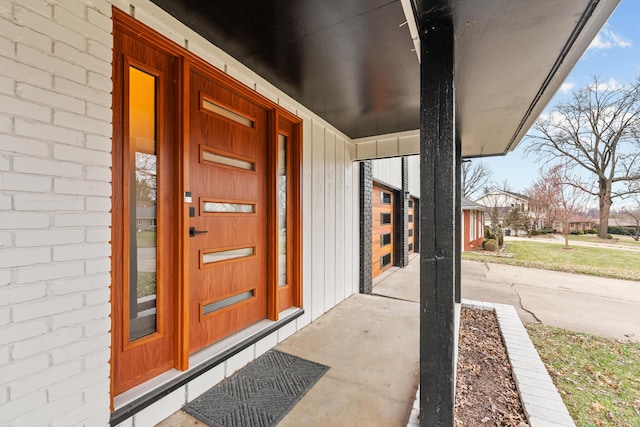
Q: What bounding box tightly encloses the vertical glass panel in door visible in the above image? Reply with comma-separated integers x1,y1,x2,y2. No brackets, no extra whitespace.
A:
129,66,158,341
277,134,287,287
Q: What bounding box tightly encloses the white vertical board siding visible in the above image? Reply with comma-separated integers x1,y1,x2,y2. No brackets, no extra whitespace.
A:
304,121,359,321
334,138,346,304
407,155,421,197
350,149,360,295
299,111,314,329
324,132,336,312
372,157,403,189
0,1,113,425
311,122,326,320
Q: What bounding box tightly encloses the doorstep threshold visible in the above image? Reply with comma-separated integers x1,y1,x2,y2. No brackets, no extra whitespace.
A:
110,307,303,426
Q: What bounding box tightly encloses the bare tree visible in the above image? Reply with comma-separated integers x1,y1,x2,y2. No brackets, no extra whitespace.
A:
526,172,558,232
526,76,640,239
476,191,505,251
503,204,532,237
462,160,493,199
545,164,592,248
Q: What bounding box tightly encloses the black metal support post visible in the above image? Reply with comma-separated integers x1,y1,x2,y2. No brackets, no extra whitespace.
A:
416,2,457,425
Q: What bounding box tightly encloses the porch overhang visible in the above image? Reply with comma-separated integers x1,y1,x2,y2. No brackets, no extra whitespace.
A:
150,0,618,160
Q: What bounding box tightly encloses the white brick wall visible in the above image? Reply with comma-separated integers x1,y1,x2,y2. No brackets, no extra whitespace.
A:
0,0,113,425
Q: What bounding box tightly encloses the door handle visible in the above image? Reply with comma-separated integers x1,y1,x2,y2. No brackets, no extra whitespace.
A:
189,227,208,237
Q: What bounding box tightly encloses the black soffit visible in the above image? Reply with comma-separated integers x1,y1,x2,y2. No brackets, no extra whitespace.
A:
149,0,420,140
148,0,618,156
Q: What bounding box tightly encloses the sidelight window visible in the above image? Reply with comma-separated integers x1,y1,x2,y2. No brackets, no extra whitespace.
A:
128,66,159,341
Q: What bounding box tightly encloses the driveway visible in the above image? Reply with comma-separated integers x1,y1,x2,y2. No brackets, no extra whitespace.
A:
461,260,640,341
373,257,640,341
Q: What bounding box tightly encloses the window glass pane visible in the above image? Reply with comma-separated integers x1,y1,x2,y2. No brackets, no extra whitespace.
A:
203,202,254,213
381,213,392,225
381,233,392,247
202,149,255,171
202,98,254,128
129,66,158,341
278,134,287,287
381,253,391,267
381,191,391,204
202,247,254,264
203,290,254,315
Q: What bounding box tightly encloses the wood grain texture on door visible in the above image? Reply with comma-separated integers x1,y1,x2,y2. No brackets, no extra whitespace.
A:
188,70,268,354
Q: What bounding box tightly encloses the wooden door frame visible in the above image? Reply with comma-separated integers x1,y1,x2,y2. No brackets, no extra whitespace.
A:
111,7,303,400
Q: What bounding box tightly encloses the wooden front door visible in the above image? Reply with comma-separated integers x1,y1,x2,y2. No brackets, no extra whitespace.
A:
188,69,268,354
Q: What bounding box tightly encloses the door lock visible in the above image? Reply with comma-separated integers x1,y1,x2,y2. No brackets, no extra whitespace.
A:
189,227,208,237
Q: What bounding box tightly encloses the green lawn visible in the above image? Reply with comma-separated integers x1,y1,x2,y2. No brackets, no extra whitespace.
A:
136,231,156,248
526,324,640,427
462,240,640,281
137,272,156,298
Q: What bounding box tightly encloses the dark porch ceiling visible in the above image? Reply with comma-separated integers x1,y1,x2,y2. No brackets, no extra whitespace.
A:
150,0,619,157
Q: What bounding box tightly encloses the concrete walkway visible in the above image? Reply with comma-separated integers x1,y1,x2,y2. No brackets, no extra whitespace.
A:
276,294,419,426
159,275,421,426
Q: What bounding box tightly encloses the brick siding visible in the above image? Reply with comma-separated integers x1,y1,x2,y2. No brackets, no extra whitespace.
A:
0,1,113,425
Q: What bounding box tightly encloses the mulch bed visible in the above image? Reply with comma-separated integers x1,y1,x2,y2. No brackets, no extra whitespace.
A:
455,307,529,426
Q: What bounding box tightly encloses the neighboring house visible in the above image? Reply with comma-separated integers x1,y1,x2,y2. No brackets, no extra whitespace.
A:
0,1,616,426
461,197,485,251
475,189,534,235
135,206,156,232
610,212,640,239
552,215,597,234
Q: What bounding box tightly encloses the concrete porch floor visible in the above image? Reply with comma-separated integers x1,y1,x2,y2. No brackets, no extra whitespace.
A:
158,258,421,427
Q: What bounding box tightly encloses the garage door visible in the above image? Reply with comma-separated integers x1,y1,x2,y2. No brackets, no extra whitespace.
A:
372,182,394,278
408,197,416,254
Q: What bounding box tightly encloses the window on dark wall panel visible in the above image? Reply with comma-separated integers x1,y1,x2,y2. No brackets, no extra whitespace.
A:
381,253,391,268
128,66,158,341
381,213,391,225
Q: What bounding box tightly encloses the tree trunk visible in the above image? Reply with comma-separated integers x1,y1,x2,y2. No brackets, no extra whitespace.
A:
598,179,612,239
564,232,569,248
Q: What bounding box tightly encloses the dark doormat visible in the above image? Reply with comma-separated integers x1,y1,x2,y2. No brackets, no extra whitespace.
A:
183,350,329,427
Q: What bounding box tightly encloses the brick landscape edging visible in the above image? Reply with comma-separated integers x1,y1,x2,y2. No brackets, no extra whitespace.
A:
462,300,576,427
407,300,575,427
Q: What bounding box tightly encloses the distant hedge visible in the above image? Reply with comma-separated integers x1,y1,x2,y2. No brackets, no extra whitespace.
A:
608,226,636,235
